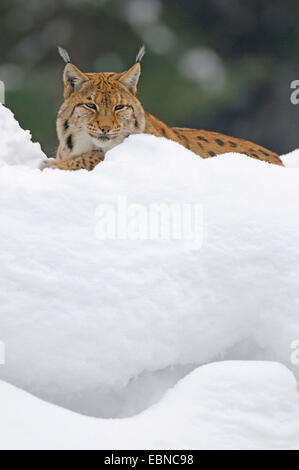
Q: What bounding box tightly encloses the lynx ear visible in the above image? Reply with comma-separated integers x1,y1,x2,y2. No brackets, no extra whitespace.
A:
63,63,88,94
119,63,141,94
119,46,145,95
119,45,145,94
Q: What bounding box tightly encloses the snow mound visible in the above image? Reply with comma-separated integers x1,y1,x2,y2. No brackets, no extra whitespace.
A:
0,103,299,427
1,362,298,450
0,104,45,167
280,147,299,167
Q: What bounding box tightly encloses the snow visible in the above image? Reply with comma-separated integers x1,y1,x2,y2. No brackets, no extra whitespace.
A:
1,362,299,450
0,103,299,449
0,105,45,167
280,147,299,167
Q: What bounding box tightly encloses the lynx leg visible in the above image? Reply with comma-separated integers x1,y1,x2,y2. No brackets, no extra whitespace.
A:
40,151,105,171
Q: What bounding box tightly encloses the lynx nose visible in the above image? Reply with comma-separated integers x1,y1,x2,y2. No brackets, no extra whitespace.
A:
100,125,111,134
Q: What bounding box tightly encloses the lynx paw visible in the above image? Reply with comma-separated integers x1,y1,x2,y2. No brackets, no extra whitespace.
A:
39,159,57,171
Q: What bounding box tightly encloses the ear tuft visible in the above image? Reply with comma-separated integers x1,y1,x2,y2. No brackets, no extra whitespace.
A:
136,45,146,63
58,46,71,64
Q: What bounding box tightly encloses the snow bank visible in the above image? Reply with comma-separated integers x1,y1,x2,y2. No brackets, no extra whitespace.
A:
0,104,45,168
281,147,299,167
1,362,298,450
0,103,299,447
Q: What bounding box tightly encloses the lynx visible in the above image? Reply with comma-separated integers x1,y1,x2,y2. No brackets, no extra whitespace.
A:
40,46,283,171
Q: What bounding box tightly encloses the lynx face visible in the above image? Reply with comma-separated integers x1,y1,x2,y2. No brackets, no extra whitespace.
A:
56,62,146,159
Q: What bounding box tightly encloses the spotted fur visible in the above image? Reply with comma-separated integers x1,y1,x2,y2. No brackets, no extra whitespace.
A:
40,49,283,171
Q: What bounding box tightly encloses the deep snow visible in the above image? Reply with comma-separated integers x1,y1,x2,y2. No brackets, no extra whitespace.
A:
0,103,299,449
1,362,299,450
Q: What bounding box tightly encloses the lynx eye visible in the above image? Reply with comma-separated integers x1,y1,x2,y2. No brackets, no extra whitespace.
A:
114,105,125,111
84,103,97,111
